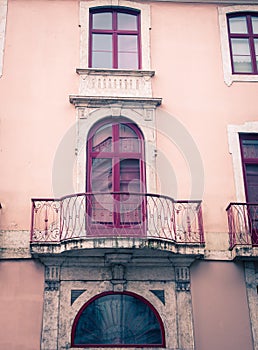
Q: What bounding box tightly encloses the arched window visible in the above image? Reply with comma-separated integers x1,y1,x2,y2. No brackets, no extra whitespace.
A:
71,292,165,347
86,118,146,236
89,7,141,69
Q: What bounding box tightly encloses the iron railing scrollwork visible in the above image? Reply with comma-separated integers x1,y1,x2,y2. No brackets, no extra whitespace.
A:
226,202,258,249
31,192,204,244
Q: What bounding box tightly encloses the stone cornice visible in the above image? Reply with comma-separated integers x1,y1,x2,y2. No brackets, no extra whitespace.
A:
76,68,155,78
69,95,162,108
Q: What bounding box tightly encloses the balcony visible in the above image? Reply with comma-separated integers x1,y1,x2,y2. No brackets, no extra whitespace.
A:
30,193,204,257
226,202,258,259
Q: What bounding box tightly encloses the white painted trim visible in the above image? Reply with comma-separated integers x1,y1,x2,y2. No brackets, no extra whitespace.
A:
0,0,7,78
79,0,151,70
228,122,258,201
218,5,258,86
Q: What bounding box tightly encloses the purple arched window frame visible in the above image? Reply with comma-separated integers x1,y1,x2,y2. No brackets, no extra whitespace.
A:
71,291,166,348
86,119,146,236
89,7,142,69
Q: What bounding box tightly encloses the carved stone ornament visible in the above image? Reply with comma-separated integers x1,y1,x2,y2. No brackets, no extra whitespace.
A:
44,265,60,291
175,266,191,292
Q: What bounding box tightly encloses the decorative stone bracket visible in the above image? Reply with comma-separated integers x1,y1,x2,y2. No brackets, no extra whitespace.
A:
175,266,191,292
45,265,61,291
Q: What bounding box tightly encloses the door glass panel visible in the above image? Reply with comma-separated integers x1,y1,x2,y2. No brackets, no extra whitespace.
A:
231,38,252,72
92,124,113,152
92,12,112,30
120,159,141,224
119,124,139,152
246,164,258,235
229,16,248,33
91,158,113,224
246,164,258,202
117,13,137,30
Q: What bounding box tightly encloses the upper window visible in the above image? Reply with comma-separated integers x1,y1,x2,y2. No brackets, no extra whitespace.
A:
89,7,141,69
228,12,258,74
71,292,165,347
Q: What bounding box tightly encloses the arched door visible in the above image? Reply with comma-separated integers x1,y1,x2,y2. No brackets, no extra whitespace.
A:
86,119,146,236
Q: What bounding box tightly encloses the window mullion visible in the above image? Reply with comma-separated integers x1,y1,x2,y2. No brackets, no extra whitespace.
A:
247,15,257,73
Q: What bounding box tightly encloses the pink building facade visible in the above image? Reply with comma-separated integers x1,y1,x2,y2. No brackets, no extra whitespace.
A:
0,0,257,349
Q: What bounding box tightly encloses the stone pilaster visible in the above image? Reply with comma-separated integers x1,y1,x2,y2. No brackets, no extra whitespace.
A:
174,264,195,350
41,259,63,350
244,261,258,350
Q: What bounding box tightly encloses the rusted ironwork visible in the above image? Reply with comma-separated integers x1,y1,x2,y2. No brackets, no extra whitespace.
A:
226,202,258,249
31,193,204,244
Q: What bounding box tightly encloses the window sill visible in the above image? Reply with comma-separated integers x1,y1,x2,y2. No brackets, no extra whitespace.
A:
225,73,258,86
76,68,155,98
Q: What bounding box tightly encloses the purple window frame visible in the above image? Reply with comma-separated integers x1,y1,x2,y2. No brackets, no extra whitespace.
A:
239,133,258,245
239,133,258,200
227,12,258,74
89,7,142,69
71,291,166,348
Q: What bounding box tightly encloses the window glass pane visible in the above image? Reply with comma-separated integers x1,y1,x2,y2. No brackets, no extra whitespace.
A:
252,16,258,34
229,16,248,33
118,35,138,52
92,12,112,30
118,52,138,69
92,34,112,51
92,34,112,68
231,38,252,73
92,52,112,68
242,139,258,159
117,12,138,30
118,35,138,69
93,124,113,152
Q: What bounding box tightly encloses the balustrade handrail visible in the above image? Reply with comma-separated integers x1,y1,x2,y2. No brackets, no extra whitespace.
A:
31,192,204,244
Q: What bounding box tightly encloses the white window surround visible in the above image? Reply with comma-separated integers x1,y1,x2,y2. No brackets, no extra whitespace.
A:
218,5,258,86
79,0,151,70
228,122,258,202
0,0,7,78
69,96,161,195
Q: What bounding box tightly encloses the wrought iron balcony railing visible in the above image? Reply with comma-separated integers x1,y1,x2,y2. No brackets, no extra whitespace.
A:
31,192,204,245
226,202,258,249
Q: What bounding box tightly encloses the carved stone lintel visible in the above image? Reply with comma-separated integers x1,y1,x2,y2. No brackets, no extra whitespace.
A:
175,266,191,292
